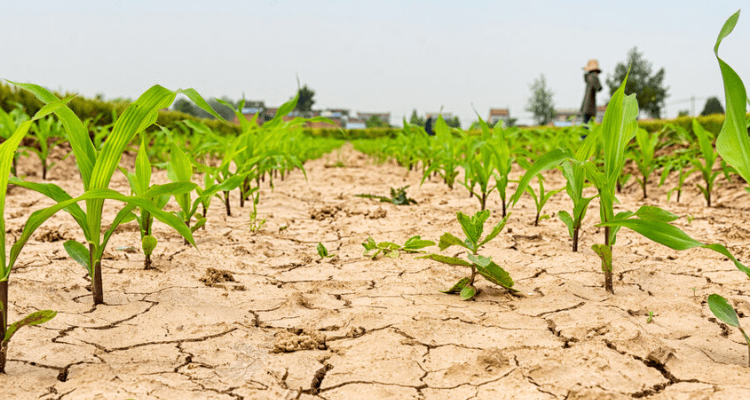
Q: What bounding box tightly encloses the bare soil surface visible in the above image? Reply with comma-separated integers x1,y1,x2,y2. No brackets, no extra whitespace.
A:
2,144,750,399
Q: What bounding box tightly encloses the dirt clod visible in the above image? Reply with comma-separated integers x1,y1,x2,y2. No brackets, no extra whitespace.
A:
273,327,327,352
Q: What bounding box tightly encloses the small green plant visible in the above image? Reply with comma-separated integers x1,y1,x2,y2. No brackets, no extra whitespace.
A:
523,176,564,226
708,294,749,366
690,119,721,207
659,152,692,203
316,242,335,259
631,127,660,199
25,115,68,179
646,311,655,323
355,186,417,205
419,210,514,300
362,235,434,259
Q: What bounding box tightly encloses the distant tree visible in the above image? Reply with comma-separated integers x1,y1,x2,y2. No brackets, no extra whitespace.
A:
606,47,668,119
173,98,198,116
677,109,690,117
700,97,725,116
445,116,461,129
296,85,315,112
365,115,389,128
409,109,425,127
526,74,555,126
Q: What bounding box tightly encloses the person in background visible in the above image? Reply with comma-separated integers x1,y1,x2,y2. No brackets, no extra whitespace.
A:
580,59,602,125
425,115,435,136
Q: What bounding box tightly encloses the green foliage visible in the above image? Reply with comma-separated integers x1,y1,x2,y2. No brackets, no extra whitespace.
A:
690,119,721,206
526,74,555,126
362,235,434,259
365,115,389,128
708,294,750,366
606,47,669,118
316,242,335,259
420,210,513,300
631,127,661,199
356,186,417,206
523,176,564,226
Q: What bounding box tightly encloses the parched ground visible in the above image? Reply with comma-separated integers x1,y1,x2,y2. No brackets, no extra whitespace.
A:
2,144,750,400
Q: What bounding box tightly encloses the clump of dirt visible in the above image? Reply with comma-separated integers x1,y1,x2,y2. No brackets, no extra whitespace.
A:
346,326,366,338
273,327,327,352
34,226,69,242
310,205,341,220
200,268,244,290
366,207,387,219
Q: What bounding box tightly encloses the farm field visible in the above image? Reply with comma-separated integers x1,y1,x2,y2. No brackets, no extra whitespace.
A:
1,143,749,400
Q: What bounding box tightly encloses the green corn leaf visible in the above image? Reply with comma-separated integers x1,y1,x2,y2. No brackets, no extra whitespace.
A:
598,218,750,278
8,81,96,189
177,88,227,122
601,70,639,186
633,205,679,222
142,235,158,256
134,135,152,196
475,260,514,289
4,310,57,341
708,294,741,329
457,212,480,247
418,254,472,267
438,232,471,251
558,210,575,239
714,11,750,184
441,277,471,294
460,285,477,301
63,240,91,274
316,242,329,258
510,148,572,207
591,244,612,272
403,236,435,251
190,217,207,233
479,213,510,247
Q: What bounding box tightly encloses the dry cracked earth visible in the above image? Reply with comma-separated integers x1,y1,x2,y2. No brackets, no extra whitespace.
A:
2,144,750,400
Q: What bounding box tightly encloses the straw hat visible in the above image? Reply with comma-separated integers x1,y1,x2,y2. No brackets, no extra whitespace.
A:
583,59,601,73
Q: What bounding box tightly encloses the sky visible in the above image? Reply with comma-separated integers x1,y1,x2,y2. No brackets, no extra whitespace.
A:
1,0,748,127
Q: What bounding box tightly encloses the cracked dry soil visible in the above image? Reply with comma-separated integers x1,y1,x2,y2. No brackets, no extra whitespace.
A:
2,144,750,400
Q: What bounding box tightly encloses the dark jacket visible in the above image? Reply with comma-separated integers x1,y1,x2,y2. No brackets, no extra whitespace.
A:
580,72,602,116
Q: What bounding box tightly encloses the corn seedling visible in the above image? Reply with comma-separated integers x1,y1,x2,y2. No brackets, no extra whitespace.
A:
0,103,30,176
659,152,692,203
9,82,220,305
631,127,660,199
523,176,564,226
362,235,434,259
119,135,171,269
25,115,69,179
316,242,335,259
355,186,417,206
422,115,462,190
419,210,514,300
690,119,721,207
557,131,599,252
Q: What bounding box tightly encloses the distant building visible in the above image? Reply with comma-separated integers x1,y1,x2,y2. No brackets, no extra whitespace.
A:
488,108,510,126
346,118,366,129
552,108,582,127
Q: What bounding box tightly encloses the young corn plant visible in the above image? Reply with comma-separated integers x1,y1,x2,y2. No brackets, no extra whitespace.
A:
419,210,514,300
422,116,463,190
631,127,660,199
557,131,599,252
9,82,218,305
25,115,68,179
0,97,75,373
690,119,721,207
362,235,434,259
0,103,30,176
523,176,564,226
659,152,692,203
708,294,750,367
119,135,170,269
459,140,496,211
316,242,335,259
355,186,417,206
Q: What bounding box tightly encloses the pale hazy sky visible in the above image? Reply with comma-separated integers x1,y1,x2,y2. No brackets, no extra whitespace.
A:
1,1,748,127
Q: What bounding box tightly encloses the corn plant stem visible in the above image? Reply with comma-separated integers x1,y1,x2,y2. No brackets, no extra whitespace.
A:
42,162,47,180
143,217,152,270
90,243,104,305
604,226,614,294
239,189,244,208
184,220,191,246
224,191,231,216
480,193,487,211
534,211,540,226
501,199,506,217
0,280,7,374
642,175,648,199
